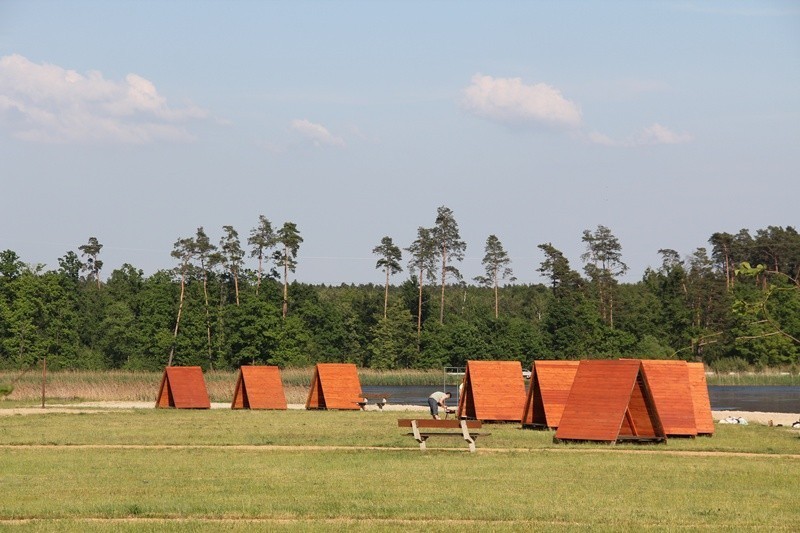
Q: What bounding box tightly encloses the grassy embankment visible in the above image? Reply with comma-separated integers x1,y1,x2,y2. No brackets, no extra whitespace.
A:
0,408,799,531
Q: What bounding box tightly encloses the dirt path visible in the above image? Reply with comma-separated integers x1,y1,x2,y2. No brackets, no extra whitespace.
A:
4,516,778,529
0,517,644,528
2,401,797,426
1,442,798,459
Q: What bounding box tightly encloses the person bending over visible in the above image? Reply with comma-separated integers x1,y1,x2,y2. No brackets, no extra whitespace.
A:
428,391,452,420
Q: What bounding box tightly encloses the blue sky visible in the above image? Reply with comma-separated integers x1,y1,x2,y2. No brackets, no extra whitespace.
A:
1,1,798,285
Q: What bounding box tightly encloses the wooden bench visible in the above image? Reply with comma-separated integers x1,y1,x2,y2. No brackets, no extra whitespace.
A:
397,419,489,452
357,393,391,410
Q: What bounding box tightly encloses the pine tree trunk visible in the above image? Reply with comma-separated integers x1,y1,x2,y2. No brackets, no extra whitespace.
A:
440,246,447,324
256,253,263,295
723,248,731,291
94,254,101,289
384,268,389,319
282,250,289,319
203,270,212,369
600,277,609,325
233,270,240,307
417,270,423,345
609,288,614,329
494,264,499,319
168,269,187,367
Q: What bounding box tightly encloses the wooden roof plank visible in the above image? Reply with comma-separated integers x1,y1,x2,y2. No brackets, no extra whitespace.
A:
231,366,287,410
639,360,697,437
555,360,665,443
155,366,210,409
305,366,323,409
522,360,580,429
305,363,362,410
688,362,715,435
457,360,527,422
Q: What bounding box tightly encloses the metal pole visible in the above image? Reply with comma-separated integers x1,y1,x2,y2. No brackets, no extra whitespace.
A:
41,356,46,409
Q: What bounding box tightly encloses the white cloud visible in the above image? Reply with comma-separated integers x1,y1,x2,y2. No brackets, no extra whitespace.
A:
461,74,582,128
0,54,207,143
461,73,692,149
587,131,617,146
587,123,693,147
635,123,693,145
290,118,346,148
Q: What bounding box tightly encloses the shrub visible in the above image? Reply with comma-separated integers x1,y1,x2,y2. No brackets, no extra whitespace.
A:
711,357,749,374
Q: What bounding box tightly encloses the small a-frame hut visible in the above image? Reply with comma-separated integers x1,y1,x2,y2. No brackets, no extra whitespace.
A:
231,365,287,410
305,363,362,410
639,360,697,437
457,360,527,422
155,366,211,409
521,360,579,429
555,360,666,443
687,362,715,435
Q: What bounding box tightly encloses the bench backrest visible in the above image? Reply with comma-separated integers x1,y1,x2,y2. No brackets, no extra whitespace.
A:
397,419,482,429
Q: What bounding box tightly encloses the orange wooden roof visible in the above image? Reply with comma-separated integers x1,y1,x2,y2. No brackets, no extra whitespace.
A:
231,366,287,410
305,363,362,410
521,360,579,429
555,360,665,443
687,362,715,435
155,366,210,409
639,360,697,437
457,360,527,422
306,365,324,409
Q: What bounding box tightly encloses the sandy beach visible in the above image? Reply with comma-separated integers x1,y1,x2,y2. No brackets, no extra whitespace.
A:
710,410,798,427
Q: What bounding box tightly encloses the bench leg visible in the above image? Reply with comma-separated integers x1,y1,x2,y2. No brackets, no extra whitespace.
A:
461,420,477,453
411,420,427,451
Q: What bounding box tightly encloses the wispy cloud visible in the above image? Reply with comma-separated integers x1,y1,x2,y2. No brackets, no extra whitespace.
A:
461,73,582,129
290,118,346,148
588,123,693,147
636,123,693,145
462,72,692,147
0,54,207,143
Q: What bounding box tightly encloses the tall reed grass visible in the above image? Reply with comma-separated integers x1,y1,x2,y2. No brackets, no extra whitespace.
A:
0,370,228,402
279,367,443,386
0,367,446,404
706,372,800,386
2,367,796,405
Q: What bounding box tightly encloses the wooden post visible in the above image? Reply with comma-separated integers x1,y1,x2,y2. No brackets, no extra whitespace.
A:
41,356,46,409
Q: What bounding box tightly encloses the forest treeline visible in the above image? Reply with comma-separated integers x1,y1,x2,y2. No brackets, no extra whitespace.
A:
1,211,799,373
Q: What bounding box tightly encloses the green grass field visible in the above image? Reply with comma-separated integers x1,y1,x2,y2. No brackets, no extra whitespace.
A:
1,407,798,531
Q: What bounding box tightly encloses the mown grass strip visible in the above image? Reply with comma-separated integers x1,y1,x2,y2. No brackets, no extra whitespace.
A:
1,408,798,530
1,447,798,530
0,408,798,454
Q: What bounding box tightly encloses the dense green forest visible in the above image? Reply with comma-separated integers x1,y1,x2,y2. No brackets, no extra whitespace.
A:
1,215,799,373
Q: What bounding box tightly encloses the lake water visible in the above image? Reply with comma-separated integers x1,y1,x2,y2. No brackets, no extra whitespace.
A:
362,385,800,413
708,386,800,413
